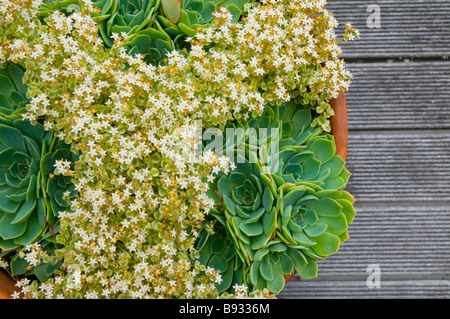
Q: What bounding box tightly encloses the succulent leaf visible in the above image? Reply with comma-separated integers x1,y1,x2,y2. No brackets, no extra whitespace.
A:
162,0,181,23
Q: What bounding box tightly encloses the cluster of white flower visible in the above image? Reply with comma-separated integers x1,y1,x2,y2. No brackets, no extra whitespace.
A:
0,0,356,299
17,243,48,268
53,159,73,176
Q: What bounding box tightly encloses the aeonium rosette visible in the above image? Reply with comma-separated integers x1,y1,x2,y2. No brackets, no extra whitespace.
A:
198,101,356,294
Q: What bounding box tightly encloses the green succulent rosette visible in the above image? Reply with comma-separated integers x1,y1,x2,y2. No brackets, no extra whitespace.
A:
107,0,251,64
120,0,250,64
110,0,172,64
200,101,356,293
0,115,78,252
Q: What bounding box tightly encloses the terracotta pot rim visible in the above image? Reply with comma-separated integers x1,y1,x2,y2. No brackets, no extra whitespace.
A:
330,92,348,162
0,94,348,299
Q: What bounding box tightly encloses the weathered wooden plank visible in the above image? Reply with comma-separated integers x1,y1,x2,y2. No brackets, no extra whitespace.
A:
344,131,450,202
326,0,450,58
278,280,450,298
345,62,450,130
296,205,450,277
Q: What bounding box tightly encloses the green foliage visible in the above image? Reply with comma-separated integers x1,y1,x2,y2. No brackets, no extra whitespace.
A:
38,0,119,22
38,0,251,65
7,234,63,282
0,64,78,280
196,220,248,293
200,102,356,294
0,63,28,118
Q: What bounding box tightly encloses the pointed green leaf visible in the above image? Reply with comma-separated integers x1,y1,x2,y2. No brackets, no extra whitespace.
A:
303,222,327,237
307,137,335,163
0,125,26,153
262,207,276,236
216,260,234,292
14,211,46,245
281,205,292,226
251,231,272,250
292,230,316,246
10,253,29,276
0,212,27,239
260,258,273,281
0,188,21,213
280,254,294,275
245,206,265,224
308,198,343,217
253,247,269,261
320,214,348,236
262,186,274,212
161,0,181,23
11,199,36,224
294,255,318,279
222,194,236,216
239,221,263,237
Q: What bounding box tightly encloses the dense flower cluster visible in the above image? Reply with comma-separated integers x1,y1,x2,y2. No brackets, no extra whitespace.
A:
0,0,357,298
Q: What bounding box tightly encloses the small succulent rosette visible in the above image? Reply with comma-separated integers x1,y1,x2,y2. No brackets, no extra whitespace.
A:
198,101,356,294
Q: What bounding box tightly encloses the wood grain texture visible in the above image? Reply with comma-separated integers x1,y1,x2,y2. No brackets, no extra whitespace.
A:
326,0,450,59
278,280,450,299
345,131,450,202
298,205,450,277
278,204,450,298
344,62,450,130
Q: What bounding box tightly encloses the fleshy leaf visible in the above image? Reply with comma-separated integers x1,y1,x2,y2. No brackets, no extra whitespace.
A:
161,0,181,23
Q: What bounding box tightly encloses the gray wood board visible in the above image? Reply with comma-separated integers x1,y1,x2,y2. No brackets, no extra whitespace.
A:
344,130,450,202
278,205,450,298
344,62,450,130
326,0,450,59
293,205,450,277
278,279,450,299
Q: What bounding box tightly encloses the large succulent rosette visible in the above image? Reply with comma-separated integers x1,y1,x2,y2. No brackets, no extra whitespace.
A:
198,101,356,294
0,64,78,280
